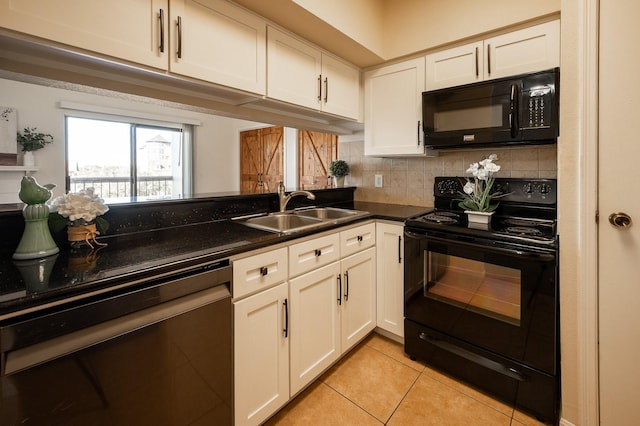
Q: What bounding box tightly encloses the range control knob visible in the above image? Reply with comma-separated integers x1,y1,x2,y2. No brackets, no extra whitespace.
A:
523,183,534,195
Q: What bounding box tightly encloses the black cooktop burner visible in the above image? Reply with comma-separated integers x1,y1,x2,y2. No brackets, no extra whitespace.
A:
405,177,558,248
421,211,459,224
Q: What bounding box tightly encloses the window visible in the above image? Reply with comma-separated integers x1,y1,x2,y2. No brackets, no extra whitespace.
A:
65,116,192,200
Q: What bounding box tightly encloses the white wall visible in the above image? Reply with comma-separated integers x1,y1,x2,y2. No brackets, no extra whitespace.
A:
0,78,250,203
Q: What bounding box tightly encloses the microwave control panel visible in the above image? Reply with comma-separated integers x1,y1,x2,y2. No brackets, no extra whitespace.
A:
524,85,553,129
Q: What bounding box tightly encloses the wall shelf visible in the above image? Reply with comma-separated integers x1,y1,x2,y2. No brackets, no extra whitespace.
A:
0,166,39,173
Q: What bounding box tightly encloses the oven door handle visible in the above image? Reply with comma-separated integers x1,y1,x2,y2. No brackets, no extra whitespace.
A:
419,332,528,382
3,285,230,376
404,230,556,262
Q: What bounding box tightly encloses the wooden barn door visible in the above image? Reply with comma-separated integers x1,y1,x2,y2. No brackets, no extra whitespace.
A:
298,130,337,188
240,126,284,192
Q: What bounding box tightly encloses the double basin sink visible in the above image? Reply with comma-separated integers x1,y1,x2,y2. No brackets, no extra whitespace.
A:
234,207,370,234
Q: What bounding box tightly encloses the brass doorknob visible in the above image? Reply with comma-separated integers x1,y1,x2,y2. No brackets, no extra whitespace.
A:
608,212,632,228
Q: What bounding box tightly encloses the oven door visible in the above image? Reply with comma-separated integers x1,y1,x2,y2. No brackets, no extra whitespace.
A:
404,228,558,375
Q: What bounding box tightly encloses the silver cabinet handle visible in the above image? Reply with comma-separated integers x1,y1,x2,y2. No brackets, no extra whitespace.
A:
475,46,479,77
344,270,349,301
176,16,183,59
324,77,328,103
317,75,322,101
158,9,165,53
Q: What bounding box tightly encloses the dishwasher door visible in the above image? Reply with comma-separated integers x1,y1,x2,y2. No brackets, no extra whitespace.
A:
0,261,232,426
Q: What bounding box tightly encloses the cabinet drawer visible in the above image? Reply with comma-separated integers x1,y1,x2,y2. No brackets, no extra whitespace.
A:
233,247,288,299
340,223,375,258
289,233,340,278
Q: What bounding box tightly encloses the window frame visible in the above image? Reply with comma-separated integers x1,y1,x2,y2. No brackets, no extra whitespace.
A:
64,111,193,200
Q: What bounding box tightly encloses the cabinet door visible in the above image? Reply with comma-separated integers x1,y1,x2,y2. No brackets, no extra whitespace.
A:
0,0,168,69
170,0,266,94
485,20,560,80
340,247,376,352
289,262,341,395
321,53,361,120
267,26,322,110
234,283,289,426
364,57,426,156
426,41,484,90
375,222,404,337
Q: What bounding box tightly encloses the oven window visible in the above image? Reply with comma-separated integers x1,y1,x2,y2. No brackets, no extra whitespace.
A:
425,252,521,325
434,104,502,132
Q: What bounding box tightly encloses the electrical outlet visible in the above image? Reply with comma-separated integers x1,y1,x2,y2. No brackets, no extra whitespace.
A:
375,174,383,188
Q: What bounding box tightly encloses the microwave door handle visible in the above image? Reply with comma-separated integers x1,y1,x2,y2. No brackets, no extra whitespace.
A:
510,83,519,138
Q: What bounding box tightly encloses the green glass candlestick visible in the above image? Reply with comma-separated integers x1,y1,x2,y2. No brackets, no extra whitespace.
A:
13,176,60,260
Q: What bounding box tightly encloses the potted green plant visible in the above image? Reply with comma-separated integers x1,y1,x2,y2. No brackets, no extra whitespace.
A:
329,160,349,187
17,127,53,167
458,154,508,226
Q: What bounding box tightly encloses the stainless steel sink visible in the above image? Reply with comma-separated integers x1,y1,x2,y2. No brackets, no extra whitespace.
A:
234,207,370,234
293,207,368,221
240,212,326,234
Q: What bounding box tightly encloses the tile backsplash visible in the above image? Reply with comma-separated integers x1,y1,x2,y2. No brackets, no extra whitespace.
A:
337,140,557,207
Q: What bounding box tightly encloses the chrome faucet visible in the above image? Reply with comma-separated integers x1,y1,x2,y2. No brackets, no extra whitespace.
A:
278,181,315,212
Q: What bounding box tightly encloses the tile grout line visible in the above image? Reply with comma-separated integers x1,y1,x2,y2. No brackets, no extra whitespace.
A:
382,367,423,425
366,338,518,423
320,381,385,425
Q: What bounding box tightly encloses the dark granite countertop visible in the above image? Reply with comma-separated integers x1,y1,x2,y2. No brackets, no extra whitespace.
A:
0,198,430,320
353,201,432,221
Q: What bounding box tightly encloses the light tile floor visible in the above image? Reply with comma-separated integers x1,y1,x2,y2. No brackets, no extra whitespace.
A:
265,333,548,426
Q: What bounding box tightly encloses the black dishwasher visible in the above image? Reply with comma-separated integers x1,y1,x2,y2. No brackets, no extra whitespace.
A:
0,260,232,426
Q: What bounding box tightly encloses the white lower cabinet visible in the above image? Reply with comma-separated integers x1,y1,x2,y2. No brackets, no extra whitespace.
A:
233,223,376,426
289,262,341,395
289,246,376,395
340,247,377,351
375,222,405,338
234,282,289,426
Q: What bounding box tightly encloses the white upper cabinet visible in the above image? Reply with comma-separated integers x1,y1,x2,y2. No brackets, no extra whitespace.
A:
426,20,560,91
0,0,267,94
364,57,427,156
267,26,361,120
425,41,484,90
485,20,560,80
170,0,266,95
0,0,169,70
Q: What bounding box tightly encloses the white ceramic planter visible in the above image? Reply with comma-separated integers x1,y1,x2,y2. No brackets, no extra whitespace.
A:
465,210,494,224
22,151,35,167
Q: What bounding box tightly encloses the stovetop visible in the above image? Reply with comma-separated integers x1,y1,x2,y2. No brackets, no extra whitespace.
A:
405,177,558,248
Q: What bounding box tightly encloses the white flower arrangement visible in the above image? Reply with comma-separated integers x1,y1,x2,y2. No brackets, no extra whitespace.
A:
49,188,109,234
458,154,505,212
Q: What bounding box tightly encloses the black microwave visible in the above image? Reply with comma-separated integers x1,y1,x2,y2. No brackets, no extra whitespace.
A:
422,68,559,149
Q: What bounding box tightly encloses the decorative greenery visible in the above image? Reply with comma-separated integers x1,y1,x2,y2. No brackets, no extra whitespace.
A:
17,127,54,152
458,154,506,212
329,160,350,177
